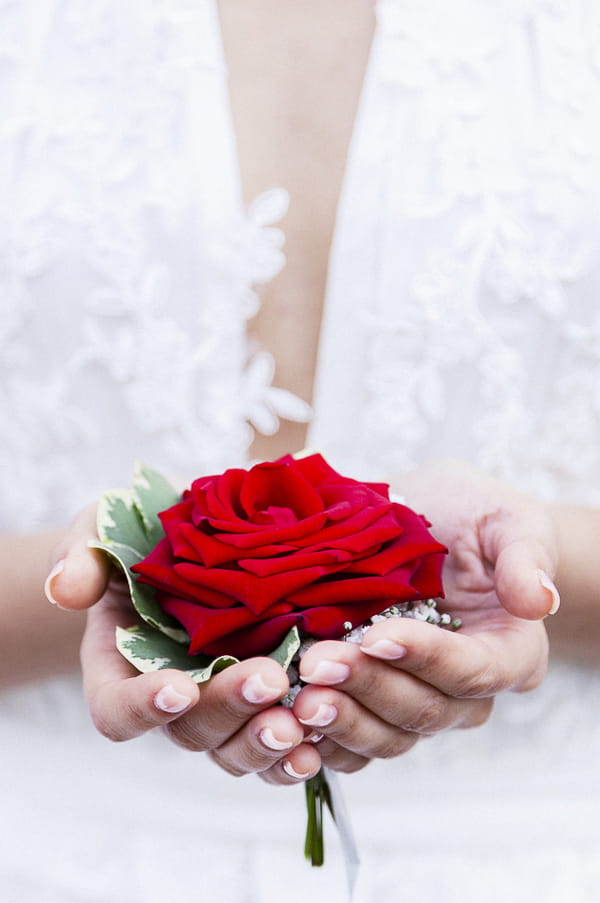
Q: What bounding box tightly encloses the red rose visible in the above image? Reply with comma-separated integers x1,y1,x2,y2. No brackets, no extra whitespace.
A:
131,453,446,658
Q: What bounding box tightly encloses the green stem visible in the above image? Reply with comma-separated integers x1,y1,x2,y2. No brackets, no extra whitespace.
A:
304,769,329,866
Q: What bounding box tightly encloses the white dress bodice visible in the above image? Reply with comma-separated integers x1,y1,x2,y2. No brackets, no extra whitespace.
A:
1,2,600,901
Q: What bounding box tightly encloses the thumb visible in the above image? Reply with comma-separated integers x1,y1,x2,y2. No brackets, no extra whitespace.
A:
495,538,560,620
44,503,111,610
482,507,560,621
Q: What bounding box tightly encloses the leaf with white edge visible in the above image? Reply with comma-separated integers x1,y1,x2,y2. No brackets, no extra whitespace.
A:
268,626,301,671
115,622,301,684
90,540,189,644
96,489,150,553
116,625,238,683
131,463,180,547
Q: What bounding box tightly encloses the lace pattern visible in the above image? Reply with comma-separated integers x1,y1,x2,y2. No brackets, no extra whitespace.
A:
0,0,307,530
1,3,600,900
311,0,600,507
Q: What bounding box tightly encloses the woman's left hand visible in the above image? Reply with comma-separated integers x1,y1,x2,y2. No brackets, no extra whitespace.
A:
259,459,557,779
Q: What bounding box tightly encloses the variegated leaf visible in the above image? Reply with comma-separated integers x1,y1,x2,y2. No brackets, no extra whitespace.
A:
89,539,188,644
268,626,301,671
116,624,238,683
96,489,150,552
115,623,301,684
131,462,180,547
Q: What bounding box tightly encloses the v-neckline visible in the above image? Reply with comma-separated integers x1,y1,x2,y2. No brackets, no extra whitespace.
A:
208,0,382,393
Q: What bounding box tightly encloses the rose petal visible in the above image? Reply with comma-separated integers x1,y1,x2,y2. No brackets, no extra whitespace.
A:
237,547,353,577
344,530,447,576
160,595,294,653
285,565,443,608
198,598,397,658
173,561,345,615
132,559,239,610
240,461,325,521
209,510,329,547
131,455,447,661
170,522,296,567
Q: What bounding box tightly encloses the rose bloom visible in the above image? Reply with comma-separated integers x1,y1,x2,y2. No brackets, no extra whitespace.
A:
131,454,446,658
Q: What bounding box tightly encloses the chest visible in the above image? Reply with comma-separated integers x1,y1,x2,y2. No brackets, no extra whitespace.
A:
218,0,375,456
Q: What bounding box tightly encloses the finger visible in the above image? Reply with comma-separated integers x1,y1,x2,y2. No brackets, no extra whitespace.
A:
257,744,323,786
309,737,370,774
496,544,560,619
293,683,421,760
164,656,291,753
297,654,494,740
45,503,111,610
358,616,548,696
82,594,200,740
480,506,560,620
209,706,306,777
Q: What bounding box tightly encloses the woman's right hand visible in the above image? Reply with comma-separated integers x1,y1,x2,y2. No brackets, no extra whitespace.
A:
46,504,322,783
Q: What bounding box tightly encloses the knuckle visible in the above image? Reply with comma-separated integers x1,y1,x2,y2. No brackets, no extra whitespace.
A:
402,695,447,734
462,698,494,729
208,751,246,778
351,660,384,700
409,641,449,680
328,708,361,748
90,710,127,743
164,718,210,753
319,749,369,774
452,662,501,698
517,665,546,693
375,732,419,759
122,696,152,729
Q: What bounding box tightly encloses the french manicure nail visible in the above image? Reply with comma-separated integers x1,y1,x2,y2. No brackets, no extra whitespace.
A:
360,639,408,660
259,727,294,751
283,760,311,780
298,703,338,728
44,560,65,605
241,673,282,705
538,569,560,615
302,661,350,685
306,732,324,744
154,685,193,714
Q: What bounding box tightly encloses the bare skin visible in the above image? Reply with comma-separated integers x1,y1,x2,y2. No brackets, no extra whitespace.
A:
2,2,599,788
218,0,376,460
0,0,374,686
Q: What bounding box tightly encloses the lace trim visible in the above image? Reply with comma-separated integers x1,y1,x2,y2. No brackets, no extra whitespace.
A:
0,1,307,529
335,0,600,504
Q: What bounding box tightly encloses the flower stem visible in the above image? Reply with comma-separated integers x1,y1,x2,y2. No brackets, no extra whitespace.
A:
304,768,331,866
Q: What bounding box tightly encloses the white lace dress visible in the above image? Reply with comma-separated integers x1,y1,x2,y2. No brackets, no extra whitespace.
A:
1,1,600,901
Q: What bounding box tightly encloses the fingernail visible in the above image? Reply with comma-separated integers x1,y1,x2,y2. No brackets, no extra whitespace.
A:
298,703,338,728
241,673,282,705
360,639,408,660
306,732,324,744
537,569,560,615
259,727,294,751
301,661,350,685
154,685,193,714
283,760,311,780
44,560,65,605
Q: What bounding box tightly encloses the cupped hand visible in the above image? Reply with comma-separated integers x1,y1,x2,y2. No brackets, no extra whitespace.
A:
284,459,557,774
45,504,321,785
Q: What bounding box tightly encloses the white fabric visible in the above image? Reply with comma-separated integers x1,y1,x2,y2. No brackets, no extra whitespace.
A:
1,1,600,900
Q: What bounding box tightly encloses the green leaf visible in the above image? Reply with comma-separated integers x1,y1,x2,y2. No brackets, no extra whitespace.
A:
268,626,301,671
116,621,301,686
131,462,180,548
96,489,150,553
116,624,238,683
90,540,189,644
98,466,302,686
